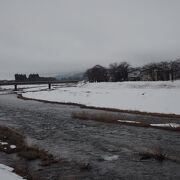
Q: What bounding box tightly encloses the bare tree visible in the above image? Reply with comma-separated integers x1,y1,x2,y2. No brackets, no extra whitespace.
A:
85,65,108,82
169,59,180,81
142,63,159,81
141,60,180,81
109,62,130,81
109,63,118,82
85,59,180,82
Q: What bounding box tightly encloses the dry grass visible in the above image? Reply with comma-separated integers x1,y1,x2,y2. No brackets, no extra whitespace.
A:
0,125,58,164
0,125,59,179
0,126,24,154
138,147,180,163
139,148,167,161
72,111,118,122
72,111,180,131
72,111,150,127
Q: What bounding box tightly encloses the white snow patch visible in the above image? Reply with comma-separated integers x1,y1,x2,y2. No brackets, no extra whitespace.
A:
0,164,24,180
10,145,16,149
23,81,180,115
0,141,8,145
117,120,141,124
0,85,48,95
151,123,180,128
103,155,119,161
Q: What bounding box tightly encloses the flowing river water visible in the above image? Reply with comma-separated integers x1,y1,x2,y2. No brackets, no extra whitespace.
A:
0,93,180,179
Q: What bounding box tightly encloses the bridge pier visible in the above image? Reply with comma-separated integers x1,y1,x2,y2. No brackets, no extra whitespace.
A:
14,84,17,91
48,83,51,90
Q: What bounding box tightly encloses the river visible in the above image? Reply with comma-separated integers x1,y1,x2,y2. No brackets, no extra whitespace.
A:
0,94,180,179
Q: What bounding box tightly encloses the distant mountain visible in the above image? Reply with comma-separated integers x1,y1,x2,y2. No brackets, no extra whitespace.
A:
56,72,85,81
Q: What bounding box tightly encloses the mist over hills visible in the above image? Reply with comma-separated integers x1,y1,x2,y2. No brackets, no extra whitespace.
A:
56,72,85,81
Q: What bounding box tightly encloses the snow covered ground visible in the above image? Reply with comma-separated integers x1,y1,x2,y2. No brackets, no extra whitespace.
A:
0,164,24,180
117,120,180,128
0,83,77,95
0,85,48,95
22,81,180,115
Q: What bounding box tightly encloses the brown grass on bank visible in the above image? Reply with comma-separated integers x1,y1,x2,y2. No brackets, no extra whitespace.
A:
72,111,150,127
139,147,167,161
72,111,180,131
72,111,118,122
139,147,180,162
0,125,59,179
0,126,24,154
0,126,58,165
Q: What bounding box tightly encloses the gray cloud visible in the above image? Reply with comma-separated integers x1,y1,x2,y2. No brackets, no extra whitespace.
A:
1,0,180,79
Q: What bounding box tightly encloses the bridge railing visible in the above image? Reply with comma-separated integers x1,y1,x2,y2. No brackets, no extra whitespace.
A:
0,80,79,90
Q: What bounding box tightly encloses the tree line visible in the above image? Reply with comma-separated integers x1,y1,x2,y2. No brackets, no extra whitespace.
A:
15,73,56,81
85,59,180,82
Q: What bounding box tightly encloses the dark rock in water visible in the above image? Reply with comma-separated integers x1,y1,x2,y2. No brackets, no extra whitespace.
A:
80,163,92,171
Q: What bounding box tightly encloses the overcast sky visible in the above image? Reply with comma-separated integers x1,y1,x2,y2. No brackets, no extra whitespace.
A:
1,0,180,79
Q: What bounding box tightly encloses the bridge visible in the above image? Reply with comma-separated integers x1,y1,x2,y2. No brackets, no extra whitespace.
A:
0,80,79,91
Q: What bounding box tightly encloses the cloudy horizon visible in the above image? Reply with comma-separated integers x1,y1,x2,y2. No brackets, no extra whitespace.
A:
1,0,180,79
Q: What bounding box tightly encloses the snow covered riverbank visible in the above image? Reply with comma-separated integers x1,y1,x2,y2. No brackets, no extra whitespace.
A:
23,81,180,115
0,164,24,180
